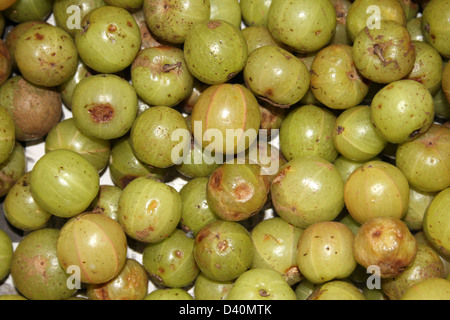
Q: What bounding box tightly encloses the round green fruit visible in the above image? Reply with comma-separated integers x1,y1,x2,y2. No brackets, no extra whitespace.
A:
193,272,234,300
401,278,450,300
144,288,193,300
0,229,13,281
308,280,366,300
3,0,53,23
0,104,15,165
240,0,272,27
0,142,25,197
421,0,450,58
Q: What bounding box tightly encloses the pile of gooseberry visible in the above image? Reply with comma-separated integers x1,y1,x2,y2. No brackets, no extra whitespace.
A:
0,0,449,301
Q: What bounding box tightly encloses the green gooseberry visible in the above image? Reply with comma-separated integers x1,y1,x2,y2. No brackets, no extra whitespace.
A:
45,118,111,173
240,0,272,27
344,160,410,224
143,0,211,44
270,156,345,229
175,139,221,179
89,184,122,221
144,288,193,300
279,104,338,163
130,106,190,168
142,229,199,288
395,124,450,193
227,268,297,300
15,24,78,87
4,172,52,231
407,17,424,42
193,220,254,282
381,243,446,300
71,74,138,140
310,44,370,110
251,217,303,286
333,155,380,182
183,20,248,85
398,0,419,21
206,163,270,222
294,279,320,300
58,59,93,109
210,0,241,29
131,45,194,107
87,259,148,300
328,0,352,46
117,176,182,243
346,0,407,42
423,187,450,258
179,177,219,236
405,41,443,96
352,20,415,84
267,0,336,53
11,228,77,300
402,186,436,231
75,6,141,73
104,0,143,11
243,45,310,107
53,0,107,38
421,0,450,59
0,104,15,165
57,212,128,284
400,278,450,300
193,272,234,300
109,136,168,189
0,39,11,87
332,105,387,161
0,142,25,198
307,280,366,300
297,221,356,284
3,0,53,23
443,61,450,105
0,229,13,281
241,25,286,55
370,80,435,144
30,149,100,218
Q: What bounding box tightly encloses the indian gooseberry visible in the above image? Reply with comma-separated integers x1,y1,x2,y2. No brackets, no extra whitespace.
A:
407,17,424,41
142,229,199,288
58,59,93,109
443,61,450,104
270,156,344,229
421,0,450,58
310,44,369,110
193,272,234,300
307,280,366,300
400,278,450,300
267,0,336,53
352,20,415,84
210,0,242,29
56,212,128,284
11,228,77,300
0,39,11,87
3,0,53,23
333,155,379,182
227,268,297,300
0,104,15,165
89,184,122,221
0,142,25,198
183,20,248,85
344,160,410,224
144,288,193,300
75,5,141,74
0,75,62,142
423,187,450,258
240,0,272,27
117,176,182,243
143,0,211,44
30,149,100,218
402,186,436,231
370,79,435,144
297,221,356,284
243,45,310,108
328,0,352,45
104,0,143,11
15,24,78,87
206,163,270,222
353,217,418,278
241,25,287,55
0,229,13,281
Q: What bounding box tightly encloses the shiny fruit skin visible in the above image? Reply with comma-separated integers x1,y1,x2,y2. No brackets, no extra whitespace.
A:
400,278,450,300
0,105,15,165
307,280,366,300
57,213,128,284
421,0,450,58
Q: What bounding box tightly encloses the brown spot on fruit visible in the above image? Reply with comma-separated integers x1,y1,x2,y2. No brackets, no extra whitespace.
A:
108,24,117,32
207,21,222,29
35,33,44,40
87,103,114,123
336,125,344,135
210,170,223,189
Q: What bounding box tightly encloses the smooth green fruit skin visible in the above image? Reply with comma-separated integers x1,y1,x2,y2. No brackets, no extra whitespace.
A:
370,80,435,144
227,268,297,300
4,0,53,23
142,229,199,288
71,74,138,140
401,278,450,300
421,0,450,59
0,104,15,165
117,176,182,243
308,280,366,300
75,6,141,73
0,229,13,281
210,0,242,28
424,187,450,258
30,149,100,218
240,0,272,27
0,142,25,198
184,20,248,85
144,288,193,300
11,229,76,300
194,272,234,300
271,156,344,229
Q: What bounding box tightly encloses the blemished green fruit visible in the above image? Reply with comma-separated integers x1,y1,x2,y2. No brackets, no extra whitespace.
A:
183,20,248,85
370,80,435,144
143,0,211,44
240,0,272,27
297,222,356,284
75,6,141,73
117,176,182,243
0,229,13,281
243,45,310,107
193,272,234,300
210,0,241,28
15,24,78,87
270,156,344,229
421,0,450,58
89,185,122,221
0,142,25,198
307,280,366,300
11,228,77,300
227,268,297,300
71,74,138,140
144,288,193,300
0,104,15,165
57,213,128,284
267,0,336,53
30,149,100,218
142,229,199,288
